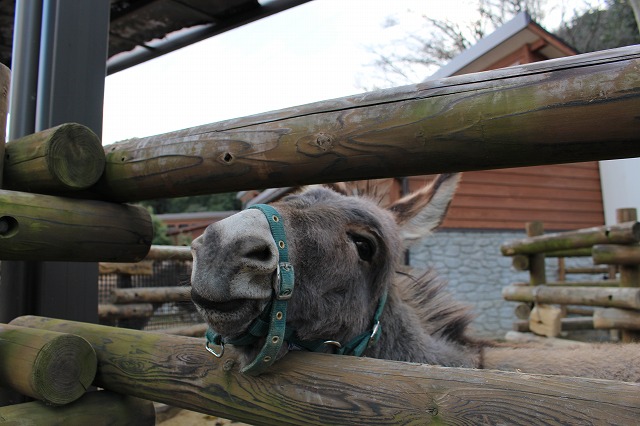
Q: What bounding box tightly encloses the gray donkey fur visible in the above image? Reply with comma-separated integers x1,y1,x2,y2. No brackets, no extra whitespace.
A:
191,173,640,382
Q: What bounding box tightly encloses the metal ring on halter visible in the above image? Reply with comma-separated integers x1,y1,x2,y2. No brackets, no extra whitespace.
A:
205,340,224,358
323,340,342,349
369,320,380,342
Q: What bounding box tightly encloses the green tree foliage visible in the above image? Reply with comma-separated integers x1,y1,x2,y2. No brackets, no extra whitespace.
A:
143,206,173,245
556,0,640,53
140,192,239,215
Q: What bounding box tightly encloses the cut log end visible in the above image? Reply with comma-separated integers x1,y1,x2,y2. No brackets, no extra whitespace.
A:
48,123,105,190
32,334,97,405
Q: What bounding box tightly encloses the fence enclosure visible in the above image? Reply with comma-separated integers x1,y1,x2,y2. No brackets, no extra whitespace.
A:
1,45,640,424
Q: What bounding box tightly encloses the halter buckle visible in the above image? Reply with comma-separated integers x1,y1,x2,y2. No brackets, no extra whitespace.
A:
205,340,224,358
275,262,294,300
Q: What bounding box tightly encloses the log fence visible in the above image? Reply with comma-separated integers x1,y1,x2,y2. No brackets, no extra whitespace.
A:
501,210,640,340
1,45,640,423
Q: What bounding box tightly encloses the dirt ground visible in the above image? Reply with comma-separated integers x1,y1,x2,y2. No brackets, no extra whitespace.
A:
156,406,251,426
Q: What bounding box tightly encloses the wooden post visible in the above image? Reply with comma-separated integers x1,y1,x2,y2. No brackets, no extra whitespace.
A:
617,208,640,342
96,46,640,202
0,324,96,405
3,123,105,193
10,316,640,426
0,391,155,425
0,189,152,262
526,222,546,285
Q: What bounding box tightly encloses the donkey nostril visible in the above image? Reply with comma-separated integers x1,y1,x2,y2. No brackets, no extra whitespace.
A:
246,246,273,262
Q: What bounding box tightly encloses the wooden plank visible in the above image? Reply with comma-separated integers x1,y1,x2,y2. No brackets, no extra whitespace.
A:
10,316,640,426
453,182,603,202
97,46,640,202
502,285,640,309
429,170,603,191
500,222,640,255
0,190,152,262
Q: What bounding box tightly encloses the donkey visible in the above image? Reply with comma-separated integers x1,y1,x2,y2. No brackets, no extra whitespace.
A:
190,173,640,381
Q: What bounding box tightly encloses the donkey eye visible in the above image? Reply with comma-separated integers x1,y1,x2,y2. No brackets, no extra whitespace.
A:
348,233,375,262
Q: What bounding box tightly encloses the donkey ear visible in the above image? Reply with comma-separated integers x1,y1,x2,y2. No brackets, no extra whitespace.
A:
389,173,461,247
323,182,350,196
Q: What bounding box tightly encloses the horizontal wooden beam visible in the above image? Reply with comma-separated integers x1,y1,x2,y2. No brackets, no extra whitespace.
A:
593,307,640,330
0,189,152,262
501,221,640,255
593,244,640,265
0,391,155,425
109,286,191,304
145,245,193,261
513,317,595,332
98,303,154,320
502,285,640,309
97,45,640,202
3,123,105,193
10,316,640,426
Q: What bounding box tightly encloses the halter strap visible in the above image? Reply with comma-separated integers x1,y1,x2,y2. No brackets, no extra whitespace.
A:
206,204,294,376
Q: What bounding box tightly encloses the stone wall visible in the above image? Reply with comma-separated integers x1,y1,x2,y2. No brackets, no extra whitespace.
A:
409,229,596,339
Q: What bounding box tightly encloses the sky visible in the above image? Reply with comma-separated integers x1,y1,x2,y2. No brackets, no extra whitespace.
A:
101,0,600,145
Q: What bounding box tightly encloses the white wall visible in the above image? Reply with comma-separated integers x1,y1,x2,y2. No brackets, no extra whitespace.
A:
599,158,640,224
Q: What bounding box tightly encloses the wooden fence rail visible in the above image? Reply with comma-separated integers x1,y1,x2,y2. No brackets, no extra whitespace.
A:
500,221,640,256
10,316,640,426
0,391,155,425
96,45,640,202
0,189,152,262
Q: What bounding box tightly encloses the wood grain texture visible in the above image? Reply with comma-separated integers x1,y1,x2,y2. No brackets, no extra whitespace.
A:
0,323,96,405
0,189,152,261
98,46,640,202
0,391,155,425
10,316,640,426
3,123,105,192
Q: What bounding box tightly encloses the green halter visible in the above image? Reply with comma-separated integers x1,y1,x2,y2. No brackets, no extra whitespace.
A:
205,203,386,375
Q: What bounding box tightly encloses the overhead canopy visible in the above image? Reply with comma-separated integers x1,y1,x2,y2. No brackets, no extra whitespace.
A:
0,0,311,74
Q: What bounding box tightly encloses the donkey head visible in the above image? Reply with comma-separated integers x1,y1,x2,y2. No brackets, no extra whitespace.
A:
190,173,460,371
